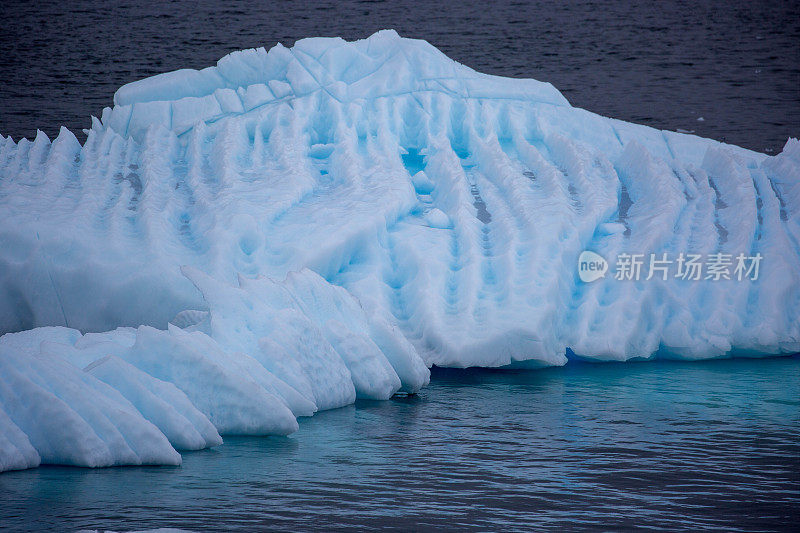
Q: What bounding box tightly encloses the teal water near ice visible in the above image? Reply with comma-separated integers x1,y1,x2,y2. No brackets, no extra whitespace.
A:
1,357,798,531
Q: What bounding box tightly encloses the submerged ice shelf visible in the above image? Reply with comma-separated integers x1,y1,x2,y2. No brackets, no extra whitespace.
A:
0,30,798,472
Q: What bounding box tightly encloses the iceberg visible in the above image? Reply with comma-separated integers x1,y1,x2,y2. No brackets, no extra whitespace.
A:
0,267,429,472
0,30,797,472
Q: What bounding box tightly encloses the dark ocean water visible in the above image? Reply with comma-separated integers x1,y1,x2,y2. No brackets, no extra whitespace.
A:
1,358,798,532
0,0,798,152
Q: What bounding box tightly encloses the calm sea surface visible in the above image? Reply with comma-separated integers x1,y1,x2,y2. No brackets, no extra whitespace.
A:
0,0,798,152
1,358,798,531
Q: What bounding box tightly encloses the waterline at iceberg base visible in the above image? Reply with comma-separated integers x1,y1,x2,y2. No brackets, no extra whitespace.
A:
0,30,798,473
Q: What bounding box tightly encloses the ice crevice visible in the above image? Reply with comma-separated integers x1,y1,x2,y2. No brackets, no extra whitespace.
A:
0,30,798,472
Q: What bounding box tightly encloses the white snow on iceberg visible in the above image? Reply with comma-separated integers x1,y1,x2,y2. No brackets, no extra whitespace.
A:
0,30,798,472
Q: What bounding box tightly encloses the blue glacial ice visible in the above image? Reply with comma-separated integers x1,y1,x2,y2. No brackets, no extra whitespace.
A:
0,30,798,472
